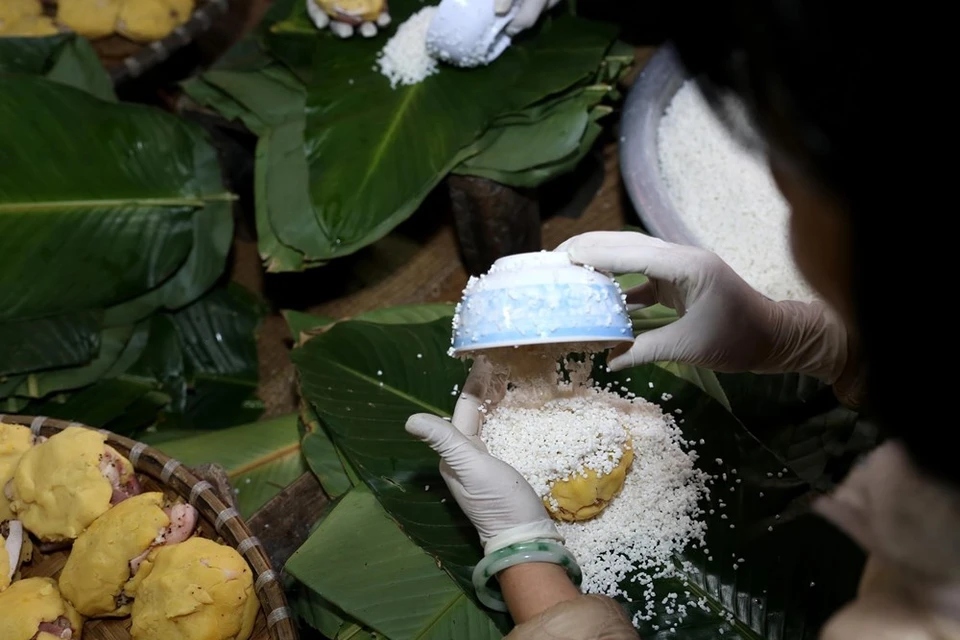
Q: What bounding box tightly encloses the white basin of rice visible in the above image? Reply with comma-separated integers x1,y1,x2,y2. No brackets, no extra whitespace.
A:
657,80,817,303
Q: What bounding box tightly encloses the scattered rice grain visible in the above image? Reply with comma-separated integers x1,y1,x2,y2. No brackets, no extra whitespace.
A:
376,7,439,88
657,80,816,302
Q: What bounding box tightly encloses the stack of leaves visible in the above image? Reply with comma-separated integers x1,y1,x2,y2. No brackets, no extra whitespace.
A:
286,304,876,639
0,34,264,438
183,0,633,272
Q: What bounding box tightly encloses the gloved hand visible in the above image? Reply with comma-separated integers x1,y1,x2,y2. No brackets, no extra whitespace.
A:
556,231,850,382
306,0,391,38
494,0,562,36
405,356,562,554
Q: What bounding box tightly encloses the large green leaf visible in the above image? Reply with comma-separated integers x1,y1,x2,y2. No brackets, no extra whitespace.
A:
156,414,305,516
299,400,353,499
0,311,101,376
716,372,878,492
8,284,265,437
126,284,266,432
0,36,70,73
43,36,116,102
7,323,149,399
184,63,317,272
293,312,865,638
0,75,233,375
454,68,624,188
259,1,617,262
0,34,114,100
21,376,170,435
287,486,503,640
184,66,303,134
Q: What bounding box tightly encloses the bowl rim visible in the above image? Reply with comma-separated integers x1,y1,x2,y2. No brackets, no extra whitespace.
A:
452,334,634,356
490,251,574,269
0,413,298,640
619,44,701,247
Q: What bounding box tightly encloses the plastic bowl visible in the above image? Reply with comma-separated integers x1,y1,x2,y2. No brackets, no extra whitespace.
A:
619,45,701,246
449,251,634,356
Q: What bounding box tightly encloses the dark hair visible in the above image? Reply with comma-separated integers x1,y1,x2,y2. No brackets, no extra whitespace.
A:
666,2,951,484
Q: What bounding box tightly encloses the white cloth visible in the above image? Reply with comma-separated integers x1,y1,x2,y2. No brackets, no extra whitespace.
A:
815,441,960,638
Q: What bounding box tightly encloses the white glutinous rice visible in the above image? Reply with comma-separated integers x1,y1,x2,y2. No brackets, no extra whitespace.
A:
481,351,711,621
657,80,817,302
376,7,439,88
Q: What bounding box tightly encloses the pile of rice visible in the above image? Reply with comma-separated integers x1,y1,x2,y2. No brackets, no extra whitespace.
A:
376,7,439,88
480,352,712,623
657,80,817,303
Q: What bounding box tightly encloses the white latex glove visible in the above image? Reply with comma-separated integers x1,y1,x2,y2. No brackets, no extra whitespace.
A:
556,231,849,382
306,0,392,38
494,0,562,36
405,356,562,555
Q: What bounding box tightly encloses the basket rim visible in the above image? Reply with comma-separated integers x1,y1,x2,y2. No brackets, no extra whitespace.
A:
0,413,298,640
109,0,231,84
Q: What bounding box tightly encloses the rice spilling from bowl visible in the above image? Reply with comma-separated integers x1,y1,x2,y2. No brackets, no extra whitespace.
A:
480,350,711,620
657,80,817,302
376,7,440,88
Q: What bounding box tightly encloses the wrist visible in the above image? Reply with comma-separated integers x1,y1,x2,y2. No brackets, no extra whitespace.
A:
498,562,580,624
472,540,581,613
832,326,866,409
759,300,849,383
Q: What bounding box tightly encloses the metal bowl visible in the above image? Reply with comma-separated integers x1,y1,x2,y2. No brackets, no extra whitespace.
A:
619,45,699,246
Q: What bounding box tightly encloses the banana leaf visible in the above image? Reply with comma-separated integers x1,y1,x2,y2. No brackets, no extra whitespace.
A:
292,584,380,639
457,105,610,188
715,372,878,491
615,272,874,489
186,10,624,270
287,486,503,639
184,64,319,272
258,0,619,264
292,309,866,638
299,400,353,499
156,414,305,516
0,75,234,374
0,312,101,377
453,51,628,188
0,34,115,101
9,284,265,437
5,323,149,399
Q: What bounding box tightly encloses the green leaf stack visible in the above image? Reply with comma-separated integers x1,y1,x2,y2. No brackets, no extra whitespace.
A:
183,1,632,271
288,305,870,639
0,36,263,436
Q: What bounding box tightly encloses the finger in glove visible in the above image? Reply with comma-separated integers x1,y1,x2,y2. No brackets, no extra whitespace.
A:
624,281,659,309
606,315,699,372
406,413,485,464
562,231,695,282
452,355,508,438
505,0,548,35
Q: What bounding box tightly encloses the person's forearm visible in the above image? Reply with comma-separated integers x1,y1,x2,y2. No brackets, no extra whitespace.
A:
498,562,580,624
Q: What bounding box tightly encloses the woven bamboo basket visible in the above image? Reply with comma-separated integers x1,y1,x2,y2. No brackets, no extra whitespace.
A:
35,0,231,83
1,414,298,640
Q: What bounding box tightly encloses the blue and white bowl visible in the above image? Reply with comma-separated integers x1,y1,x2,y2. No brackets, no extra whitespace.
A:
449,251,634,356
